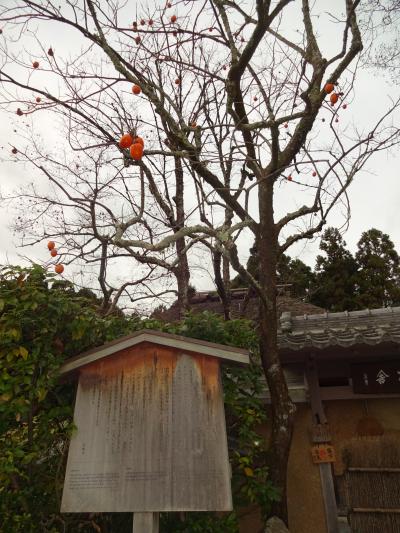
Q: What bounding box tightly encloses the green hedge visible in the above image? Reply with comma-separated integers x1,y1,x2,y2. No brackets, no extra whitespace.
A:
0,266,278,533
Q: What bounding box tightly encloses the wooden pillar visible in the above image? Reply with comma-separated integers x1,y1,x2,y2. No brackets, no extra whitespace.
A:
133,512,159,533
306,357,339,533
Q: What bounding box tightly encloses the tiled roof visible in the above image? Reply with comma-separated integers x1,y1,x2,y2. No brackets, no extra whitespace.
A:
153,288,324,322
278,307,400,351
154,291,400,353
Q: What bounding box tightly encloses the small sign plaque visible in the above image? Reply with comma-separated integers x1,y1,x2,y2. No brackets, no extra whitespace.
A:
311,444,336,464
351,362,400,394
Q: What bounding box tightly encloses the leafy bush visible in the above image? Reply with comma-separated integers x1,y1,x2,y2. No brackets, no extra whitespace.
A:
0,266,276,532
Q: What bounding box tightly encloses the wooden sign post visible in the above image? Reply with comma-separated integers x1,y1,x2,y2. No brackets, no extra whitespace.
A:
132,512,159,533
59,330,249,531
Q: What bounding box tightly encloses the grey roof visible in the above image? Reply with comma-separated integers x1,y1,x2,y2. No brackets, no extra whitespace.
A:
278,307,400,351
153,288,324,322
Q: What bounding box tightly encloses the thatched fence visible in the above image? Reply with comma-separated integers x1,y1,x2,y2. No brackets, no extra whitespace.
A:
336,435,400,533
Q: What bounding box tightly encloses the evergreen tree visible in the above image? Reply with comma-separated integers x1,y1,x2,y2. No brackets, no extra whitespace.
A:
232,248,314,300
230,245,258,290
310,228,360,311
355,228,400,308
276,255,314,299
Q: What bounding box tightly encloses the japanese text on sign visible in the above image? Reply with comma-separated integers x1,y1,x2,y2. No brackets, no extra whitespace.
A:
352,362,400,394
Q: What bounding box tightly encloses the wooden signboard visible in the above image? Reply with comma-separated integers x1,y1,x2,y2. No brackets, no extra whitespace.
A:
60,331,249,525
351,362,400,394
311,444,336,464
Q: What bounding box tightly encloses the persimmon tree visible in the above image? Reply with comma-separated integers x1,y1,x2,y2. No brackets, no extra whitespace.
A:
362,0,400,80
3,143,188,316
1,0,399,523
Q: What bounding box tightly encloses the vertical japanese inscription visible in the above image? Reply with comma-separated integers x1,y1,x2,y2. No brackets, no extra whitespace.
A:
61,347,232,512
352,361,400,394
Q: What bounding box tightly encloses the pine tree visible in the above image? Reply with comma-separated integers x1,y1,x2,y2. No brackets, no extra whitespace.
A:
277,255,314,299
356,228,400,308
232,248,314,300
310,228,360,311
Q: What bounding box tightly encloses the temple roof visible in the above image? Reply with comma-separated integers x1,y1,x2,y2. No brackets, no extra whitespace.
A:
153,287,324,322
278,307,400,352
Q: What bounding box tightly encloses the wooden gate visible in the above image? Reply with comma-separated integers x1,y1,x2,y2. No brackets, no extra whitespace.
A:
336,436,400,533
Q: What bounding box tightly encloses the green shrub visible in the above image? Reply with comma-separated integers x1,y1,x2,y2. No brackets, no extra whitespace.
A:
0,266,277,532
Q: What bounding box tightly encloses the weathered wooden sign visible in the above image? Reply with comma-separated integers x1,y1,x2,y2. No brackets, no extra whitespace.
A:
60,330,249,521
351,361,400,394
311,444,336,464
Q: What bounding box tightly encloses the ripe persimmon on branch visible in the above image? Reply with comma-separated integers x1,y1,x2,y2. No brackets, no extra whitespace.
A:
1,0,399,524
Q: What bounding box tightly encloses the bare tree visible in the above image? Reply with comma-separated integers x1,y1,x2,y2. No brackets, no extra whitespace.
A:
1,0,399,523
2,79,194,315
360,0,400,80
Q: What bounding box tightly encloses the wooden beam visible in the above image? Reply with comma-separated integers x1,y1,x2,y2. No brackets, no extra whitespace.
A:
306,357,339,533
320,385,400,401
133,512,159,532
348,467,400,473
306,358,327,424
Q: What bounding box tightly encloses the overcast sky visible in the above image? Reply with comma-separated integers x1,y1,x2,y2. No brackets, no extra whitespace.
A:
0,1,399,301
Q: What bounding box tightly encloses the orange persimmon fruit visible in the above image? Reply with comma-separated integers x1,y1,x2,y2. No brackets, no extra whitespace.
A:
132,136,144,147
330,93,339,105
119,133,134,148
47,241,56,250
55,264,64,274
130,143,144,161
324,83,334,94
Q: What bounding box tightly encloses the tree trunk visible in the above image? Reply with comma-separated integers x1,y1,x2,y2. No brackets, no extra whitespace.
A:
213,249,231,320
175,237,190,318
257,180,296,525
174,156,190,319
223,253,231,313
